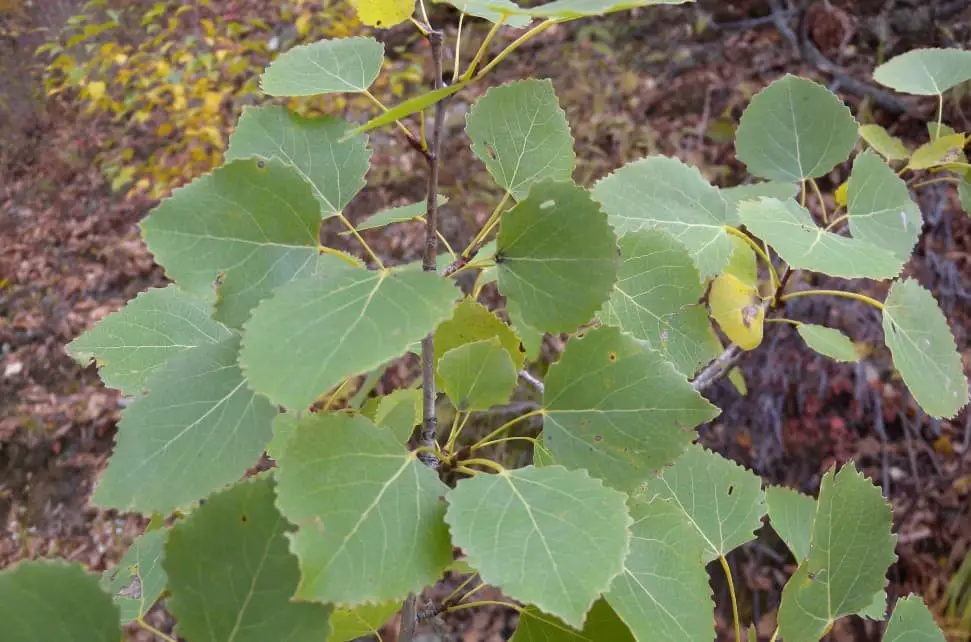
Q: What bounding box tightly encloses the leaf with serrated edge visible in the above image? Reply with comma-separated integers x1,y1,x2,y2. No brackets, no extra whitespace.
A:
648,444,766,561
227,106,371,218
765,486,815,561
736,75,858,182
543,326,718,490
859,124,910,161
495,0,691,19
140,158,323,328
873,48,971,96
374,388,422,442
511,600,635,641
738,197,903,279
884,595,946,642
240,268,458,410
721,181,799,219
434,298,525,386
593,156,733,279
327,601,400,642
497,181,618,333
164,476,333,642
606,496,715,641
268,412,299,461
93,335,276,513
466,79,575,200
797,324,859,363
882,279,969,418
68,285,231,395
778,463,896,642
433,0,531,27
100,527,168,623
439,338,518,411
345,195,447,233
445,465,630,628
601,229,718,375
847,151,922,262
508,298,544,361
0,561,121,642
276,414,452,605
261,37,384,96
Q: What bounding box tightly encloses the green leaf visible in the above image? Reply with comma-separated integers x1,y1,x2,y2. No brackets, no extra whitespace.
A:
374,388,422,442
164,476,333,642
882,279,969,418
345,195,447,233
778,463,896,642
508,298,544,361
93,336,277,513
227,106,371,218
275,414,452,605
648,444,766,561
327,601,400,642
927,121,960,141
433,0,531,27
533,436,555,467
724,234,758,289
100,527,168,623
796,324,859,363
267,411,299,461
860,590,888,621
960,174,971,216
511,600,635,641
859,124,910,161
884,595,946,642
592,156,733,279
434,298,525,385
445,465,630,628
543,326,718,490
498,0,691,19
606,496,714,641
765,485,815,561
907,133,966,170
721,181,799,214
140,158,322,328
497,181,618,333
67,285,231,395
873,48,971,96
847,151,922,262
439,338,518,411
466,79,575,200
0,561,120,642
349,81,469,137
735,75,858,182
601,229,718,375
240,269,458,410
738,198,903,279
261,36,384,96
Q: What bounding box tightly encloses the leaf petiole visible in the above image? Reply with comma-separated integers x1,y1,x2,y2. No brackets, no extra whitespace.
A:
780,289,884,310
457,457,506,473
724,226,779,292
469,408,545,452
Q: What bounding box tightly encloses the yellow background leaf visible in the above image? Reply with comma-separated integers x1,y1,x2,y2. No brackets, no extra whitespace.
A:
349,0,415,28
709,274,764,350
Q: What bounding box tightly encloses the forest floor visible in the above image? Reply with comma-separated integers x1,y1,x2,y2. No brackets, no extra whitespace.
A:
2,1,971,640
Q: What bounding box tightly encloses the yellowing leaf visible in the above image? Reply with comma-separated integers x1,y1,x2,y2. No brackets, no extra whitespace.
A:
834,180,848,207
709,273,764,350
349,0,415,28
296,13,312,37
202,91,223,114
87,80,107,100
908,133,966,170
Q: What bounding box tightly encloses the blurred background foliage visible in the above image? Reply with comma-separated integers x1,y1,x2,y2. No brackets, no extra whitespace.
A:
34,0,423,199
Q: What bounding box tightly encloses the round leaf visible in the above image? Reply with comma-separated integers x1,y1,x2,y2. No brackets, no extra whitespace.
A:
466,79,575,200
735,75,858,182
374,388,422,442
433,0,531,27
92,336,277,514
738,198,903,279
275,414,453,605
349,0,416,28
884,595,946,642
240,269,459,410
261,37,384,96
434,298,525,385
847,151,922,262
328,602,400,642
906,132,966,170
164,477,333,642
496,181,619,333
543,326,719,490
873,48,971,96
796,324,859,363
445,465,630,628
858,124,910,161
592,156,733,279
882,279,969,418
0,561,121,642
438,338,518,411
100,527,169,623
708,273,764,351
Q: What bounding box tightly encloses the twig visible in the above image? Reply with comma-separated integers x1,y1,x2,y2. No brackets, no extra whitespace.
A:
692,344,743,392
417,29,447,471
519,369,545,394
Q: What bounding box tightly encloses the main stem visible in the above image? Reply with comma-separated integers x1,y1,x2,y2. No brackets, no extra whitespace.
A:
418,29,446,471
